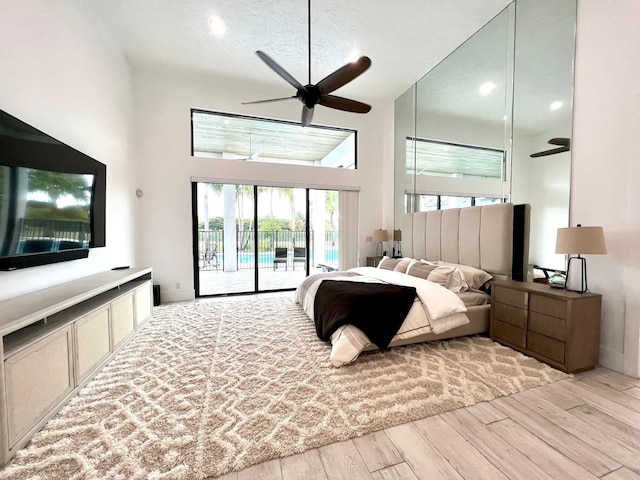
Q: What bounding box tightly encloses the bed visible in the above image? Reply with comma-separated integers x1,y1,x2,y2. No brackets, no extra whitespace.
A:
295,202,529,366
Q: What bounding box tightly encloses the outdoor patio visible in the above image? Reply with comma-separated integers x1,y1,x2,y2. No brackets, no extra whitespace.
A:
198,265,326,295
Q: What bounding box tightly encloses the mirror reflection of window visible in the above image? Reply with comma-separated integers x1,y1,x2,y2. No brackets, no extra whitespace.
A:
406,138,505,180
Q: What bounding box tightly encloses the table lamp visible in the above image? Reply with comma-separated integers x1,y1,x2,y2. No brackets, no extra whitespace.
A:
393,229,402,258
373,229,388,257
555,224,607,293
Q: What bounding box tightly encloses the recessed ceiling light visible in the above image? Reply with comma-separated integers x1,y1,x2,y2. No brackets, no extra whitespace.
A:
479,82,496,96
550,101,563,110
208,14,226,37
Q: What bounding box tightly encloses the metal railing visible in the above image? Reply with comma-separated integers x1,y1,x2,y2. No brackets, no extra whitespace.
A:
19,219,90,243
198,229,338,271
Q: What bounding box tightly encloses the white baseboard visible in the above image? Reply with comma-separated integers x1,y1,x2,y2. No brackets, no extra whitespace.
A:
599,344,624,373
160,289,195,303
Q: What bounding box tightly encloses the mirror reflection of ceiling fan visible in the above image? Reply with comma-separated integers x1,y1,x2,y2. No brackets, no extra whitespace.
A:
238,134,260,161
242,0,372,127
530,137,570,157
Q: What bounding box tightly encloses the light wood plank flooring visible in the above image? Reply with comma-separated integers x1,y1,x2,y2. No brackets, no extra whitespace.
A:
213,367,640,480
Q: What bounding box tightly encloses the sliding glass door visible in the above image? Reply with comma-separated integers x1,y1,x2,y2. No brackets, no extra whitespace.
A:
193,182,341,296
194,183,256,295
256,187,307,291
309,189,340,273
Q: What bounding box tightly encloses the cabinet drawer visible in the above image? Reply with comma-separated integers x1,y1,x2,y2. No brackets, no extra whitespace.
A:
494,303,527,328
134,282,152,327
4,327,73,448
494,286,528,309
529,312,566,341
527,331,565,364
112,293,135,348
530,295,567,319
492,319,526,348
75,306,111,382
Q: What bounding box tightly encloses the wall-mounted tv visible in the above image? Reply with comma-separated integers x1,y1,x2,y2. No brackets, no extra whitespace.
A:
0,109,106,270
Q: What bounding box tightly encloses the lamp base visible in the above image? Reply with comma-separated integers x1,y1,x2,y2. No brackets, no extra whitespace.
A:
393,241,402,258
376,242,383,257
565,255,588,294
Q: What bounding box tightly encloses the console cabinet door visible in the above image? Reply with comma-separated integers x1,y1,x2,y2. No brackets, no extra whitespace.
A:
111,293,135,348
134,282,152,327
4,327,73,448
75,306,111,382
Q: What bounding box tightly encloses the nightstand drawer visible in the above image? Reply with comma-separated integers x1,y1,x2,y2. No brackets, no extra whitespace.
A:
492,320,526,348
494,303,527,329
495,287,527,309
527,331,565,364
530,295,567,319
528,312,566,341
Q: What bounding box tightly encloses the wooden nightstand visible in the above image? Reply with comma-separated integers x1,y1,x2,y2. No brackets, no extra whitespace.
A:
366,256,383,267
490,280,601,373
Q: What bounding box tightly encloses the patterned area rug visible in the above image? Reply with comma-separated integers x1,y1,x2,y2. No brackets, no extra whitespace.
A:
0,295,568,479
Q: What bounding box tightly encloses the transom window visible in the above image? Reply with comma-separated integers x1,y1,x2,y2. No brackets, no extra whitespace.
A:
406,194,504,212
406,137,505,180
192,110,357,169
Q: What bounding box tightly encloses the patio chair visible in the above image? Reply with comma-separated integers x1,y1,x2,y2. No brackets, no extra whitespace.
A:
273,247,287,271
199,242,219,270
293,247,306,270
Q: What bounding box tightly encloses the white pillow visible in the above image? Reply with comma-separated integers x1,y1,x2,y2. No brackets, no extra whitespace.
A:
408,260,468,293
437,261,493,290
431,265,468,293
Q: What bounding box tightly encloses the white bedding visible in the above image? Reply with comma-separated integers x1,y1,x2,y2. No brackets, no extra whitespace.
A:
295,267,469,366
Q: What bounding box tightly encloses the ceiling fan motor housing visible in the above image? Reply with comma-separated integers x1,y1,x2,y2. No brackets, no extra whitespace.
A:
299,85,322,108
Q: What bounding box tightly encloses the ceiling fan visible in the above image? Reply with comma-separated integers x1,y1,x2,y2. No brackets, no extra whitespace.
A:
242,0,372,127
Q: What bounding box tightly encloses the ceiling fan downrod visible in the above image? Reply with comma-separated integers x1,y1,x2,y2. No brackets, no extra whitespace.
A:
241,0,373,126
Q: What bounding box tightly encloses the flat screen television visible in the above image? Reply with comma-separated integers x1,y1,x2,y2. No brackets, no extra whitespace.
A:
0,109,106,270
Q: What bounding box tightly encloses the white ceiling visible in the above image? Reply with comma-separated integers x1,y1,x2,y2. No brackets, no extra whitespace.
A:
78,0,513,105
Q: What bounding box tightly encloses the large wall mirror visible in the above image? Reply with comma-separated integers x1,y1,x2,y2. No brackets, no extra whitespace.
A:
395,0,576,272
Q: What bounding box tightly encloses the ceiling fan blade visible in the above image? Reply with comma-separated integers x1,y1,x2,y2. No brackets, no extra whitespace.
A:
320,95,371,113
242,96,297,105
301,106,314,127
530,137,570,157
530,146,570,157
548,137,570,147
316,56,372,95
256,51,304,90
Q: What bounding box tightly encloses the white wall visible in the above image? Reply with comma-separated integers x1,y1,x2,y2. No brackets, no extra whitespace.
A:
131,68,390,302
0,1,136,301
573,1,640,377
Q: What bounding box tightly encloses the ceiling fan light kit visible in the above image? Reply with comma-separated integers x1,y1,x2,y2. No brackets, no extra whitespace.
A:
242,0,372,127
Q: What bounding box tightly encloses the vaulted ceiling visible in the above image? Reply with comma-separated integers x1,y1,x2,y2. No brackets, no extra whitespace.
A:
79,0,512,105
73,1,515,162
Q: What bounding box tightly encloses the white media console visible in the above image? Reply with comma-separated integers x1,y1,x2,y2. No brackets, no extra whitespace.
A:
0,267,153,465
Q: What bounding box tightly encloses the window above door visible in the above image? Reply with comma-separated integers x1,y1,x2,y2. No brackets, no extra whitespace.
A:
191,109,357,169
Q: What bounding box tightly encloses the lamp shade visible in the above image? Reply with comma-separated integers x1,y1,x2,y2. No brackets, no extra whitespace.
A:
393,229,402,241
373,229,389,242
555,226,607,255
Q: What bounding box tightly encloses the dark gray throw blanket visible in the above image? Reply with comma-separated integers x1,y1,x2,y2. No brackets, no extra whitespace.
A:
313,280,417,349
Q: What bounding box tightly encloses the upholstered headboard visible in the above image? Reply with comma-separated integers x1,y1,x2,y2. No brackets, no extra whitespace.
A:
410,203,529,281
